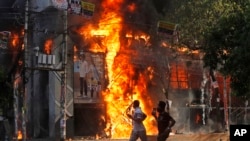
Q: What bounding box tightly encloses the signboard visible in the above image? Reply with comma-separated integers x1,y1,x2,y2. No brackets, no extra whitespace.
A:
157,21,177,35
51,0,95,17
81,1,95,16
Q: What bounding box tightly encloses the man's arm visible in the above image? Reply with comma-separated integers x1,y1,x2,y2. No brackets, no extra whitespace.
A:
164,116,176,133
127,113,146,123
126,113,133,119
125,104,133,119
140,112,147,122
151,108,157,119
169,117,176,128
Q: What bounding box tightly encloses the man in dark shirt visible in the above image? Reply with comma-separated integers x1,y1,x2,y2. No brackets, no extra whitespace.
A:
152,101,175,141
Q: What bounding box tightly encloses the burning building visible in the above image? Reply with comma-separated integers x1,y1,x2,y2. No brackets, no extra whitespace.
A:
1,0,249,140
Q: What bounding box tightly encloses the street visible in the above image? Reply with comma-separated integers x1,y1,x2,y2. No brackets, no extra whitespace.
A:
69,133,229,141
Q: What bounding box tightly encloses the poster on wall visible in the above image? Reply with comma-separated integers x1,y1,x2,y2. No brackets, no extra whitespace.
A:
74,51,105,103
69,0,81,14
0,31,11,49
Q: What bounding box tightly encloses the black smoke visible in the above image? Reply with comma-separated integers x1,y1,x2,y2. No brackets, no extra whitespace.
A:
152,0,169,16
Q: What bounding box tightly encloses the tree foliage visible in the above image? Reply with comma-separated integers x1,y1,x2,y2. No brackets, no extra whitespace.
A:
158,0,250,97
162,0,242,49
203,1,250,97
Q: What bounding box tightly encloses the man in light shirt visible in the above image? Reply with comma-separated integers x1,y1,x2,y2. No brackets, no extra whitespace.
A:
78,54,89,97
126,100,147,141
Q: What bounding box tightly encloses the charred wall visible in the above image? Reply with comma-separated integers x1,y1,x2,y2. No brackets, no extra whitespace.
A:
74,103,106,137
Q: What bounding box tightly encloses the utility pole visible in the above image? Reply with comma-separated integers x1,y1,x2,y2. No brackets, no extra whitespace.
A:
13,75,19,140
223,76,228,131
22,0,29,140
60,9,68,141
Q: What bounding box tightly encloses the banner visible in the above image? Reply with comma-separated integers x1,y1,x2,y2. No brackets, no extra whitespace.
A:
81,1,95,16
69,0,81,14
52,0,68,10
0,31,11,49
157,21,177,35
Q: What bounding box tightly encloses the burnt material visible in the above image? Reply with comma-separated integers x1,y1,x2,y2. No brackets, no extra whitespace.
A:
74,103,106,137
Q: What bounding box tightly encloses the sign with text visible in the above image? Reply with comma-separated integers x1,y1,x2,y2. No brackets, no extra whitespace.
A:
81,1,95,16
230,125,250,141
157,21,177,35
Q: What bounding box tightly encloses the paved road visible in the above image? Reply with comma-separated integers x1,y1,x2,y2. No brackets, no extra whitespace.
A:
28,132,229,141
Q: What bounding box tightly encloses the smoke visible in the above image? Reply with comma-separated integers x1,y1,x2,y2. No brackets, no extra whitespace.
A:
152,0,169,16
121,0,159,32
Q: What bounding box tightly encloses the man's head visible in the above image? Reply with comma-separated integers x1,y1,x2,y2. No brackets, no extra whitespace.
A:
133,100,140,108
157,101,166,113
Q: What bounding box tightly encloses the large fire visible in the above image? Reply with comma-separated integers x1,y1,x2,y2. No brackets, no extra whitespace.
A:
76,0,158,138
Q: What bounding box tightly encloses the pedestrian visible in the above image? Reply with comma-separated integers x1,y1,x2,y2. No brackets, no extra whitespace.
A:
96,81,101,98
126,100,147,141
89,77,95,99
78,54,89,97
152,101,175,141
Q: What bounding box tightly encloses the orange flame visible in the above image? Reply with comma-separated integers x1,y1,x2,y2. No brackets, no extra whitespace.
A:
11,33,19,48
195,113,201,124
77,0,158,138
44,39,53,54
73,45,78,61
17,130,22,140
128,3,136,12
170,64,188,89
